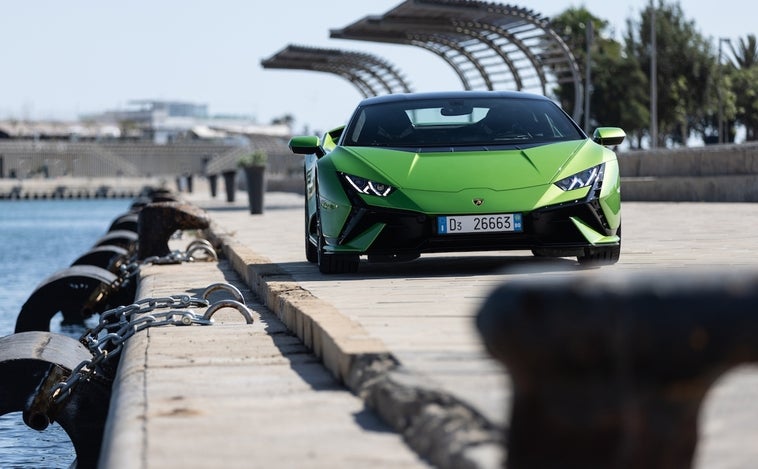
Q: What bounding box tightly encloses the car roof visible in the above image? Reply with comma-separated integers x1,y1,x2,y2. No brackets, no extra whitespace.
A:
356,90,553,107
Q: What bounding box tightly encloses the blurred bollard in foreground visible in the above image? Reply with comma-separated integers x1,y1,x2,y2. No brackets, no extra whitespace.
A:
476,270,758,469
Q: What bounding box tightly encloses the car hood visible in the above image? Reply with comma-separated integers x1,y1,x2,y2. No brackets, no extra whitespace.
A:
335,140,591,191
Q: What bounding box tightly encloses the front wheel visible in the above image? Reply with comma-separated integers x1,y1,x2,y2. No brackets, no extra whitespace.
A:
316,213,359,274
577,244,620,266
305,235,318,263
305,198,318,263
318,251,360,274
577,224,621,266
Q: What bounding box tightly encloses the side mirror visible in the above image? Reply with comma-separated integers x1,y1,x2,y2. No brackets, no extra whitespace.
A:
288,135,323,156
593,127,626,147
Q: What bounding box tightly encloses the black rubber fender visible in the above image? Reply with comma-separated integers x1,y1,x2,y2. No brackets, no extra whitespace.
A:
15,265,119,332
92,230,138,251
107,213,139,233
0,331,109,469
71,245,129,272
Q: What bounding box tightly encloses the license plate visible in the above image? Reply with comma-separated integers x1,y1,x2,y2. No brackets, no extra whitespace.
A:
437,213,523,234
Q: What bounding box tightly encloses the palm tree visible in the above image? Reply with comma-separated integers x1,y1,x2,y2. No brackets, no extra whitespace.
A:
727,34,758,140
729,34,758,68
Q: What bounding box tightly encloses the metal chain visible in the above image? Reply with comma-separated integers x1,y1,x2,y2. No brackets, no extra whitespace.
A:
51,280,252,406
79,295,211,355
142,240,218,265
107,241,218,293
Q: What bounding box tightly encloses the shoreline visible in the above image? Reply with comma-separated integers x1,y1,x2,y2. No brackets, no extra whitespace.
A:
0,176,175,200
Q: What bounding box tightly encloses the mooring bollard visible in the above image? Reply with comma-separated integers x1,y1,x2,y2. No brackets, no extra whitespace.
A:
137,201,210,259
476,269,758,469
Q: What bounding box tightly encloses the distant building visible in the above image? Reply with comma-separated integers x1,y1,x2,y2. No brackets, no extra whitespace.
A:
0,120,121,141
0,99,290,144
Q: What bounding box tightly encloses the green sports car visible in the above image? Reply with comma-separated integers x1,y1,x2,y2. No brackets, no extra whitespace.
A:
289,91,625,274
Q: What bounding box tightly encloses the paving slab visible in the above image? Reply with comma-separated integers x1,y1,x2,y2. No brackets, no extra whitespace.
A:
100,257,428,468
184,189,758,469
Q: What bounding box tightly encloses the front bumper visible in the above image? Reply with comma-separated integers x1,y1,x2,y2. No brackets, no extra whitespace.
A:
333,198,619,258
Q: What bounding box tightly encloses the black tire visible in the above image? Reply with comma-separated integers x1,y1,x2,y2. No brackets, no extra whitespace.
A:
316,213,359,274
577,223,621,266
318,250,360,274
577,244,621,266
305,235,318,263
305,197,318,263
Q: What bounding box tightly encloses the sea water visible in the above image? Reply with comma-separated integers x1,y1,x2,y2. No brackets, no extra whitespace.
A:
0,198,132,468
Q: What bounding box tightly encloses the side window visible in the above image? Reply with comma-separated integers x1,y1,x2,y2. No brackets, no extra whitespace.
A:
540,103,583,140
349,111,367,145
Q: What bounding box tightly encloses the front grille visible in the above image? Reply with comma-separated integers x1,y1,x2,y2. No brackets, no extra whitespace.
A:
337,196,614,257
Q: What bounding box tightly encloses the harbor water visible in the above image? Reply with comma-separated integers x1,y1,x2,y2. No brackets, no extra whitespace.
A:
0,198,132,468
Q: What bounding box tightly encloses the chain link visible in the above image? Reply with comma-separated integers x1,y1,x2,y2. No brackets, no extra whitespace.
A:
141,241,218,266
46,241,222,405
51,279,251,406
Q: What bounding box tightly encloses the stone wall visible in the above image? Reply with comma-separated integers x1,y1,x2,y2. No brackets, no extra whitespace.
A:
618,142,758,202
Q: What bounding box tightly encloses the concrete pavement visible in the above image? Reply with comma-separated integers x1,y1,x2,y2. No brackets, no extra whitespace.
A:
100,234,430,468
101,187,758,468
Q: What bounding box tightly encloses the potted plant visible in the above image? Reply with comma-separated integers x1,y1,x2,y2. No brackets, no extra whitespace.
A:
238,150,268,214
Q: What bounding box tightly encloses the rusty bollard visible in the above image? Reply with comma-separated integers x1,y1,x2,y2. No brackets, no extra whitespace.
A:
476,269,758,469
137,201,210,259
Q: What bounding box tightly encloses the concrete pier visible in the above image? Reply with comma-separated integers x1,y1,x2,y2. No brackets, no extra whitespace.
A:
100,260,426,468
90,188,758,468
0,177,168,200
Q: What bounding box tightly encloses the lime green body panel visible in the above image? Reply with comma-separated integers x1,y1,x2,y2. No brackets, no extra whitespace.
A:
570,217,620,245
330,140,589,192
597,159,622,229
320,139,618,217
326,223,385,253
305,131,623,254
313,157,353,243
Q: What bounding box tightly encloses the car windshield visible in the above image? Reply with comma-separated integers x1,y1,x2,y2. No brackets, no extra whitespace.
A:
342,96,584,149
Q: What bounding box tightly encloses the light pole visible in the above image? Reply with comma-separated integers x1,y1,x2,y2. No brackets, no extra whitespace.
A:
650,1,658,148
584,19,594,134
717,37,731,144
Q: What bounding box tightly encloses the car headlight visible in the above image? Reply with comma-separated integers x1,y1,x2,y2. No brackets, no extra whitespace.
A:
342,173,395,197
554,164,604,191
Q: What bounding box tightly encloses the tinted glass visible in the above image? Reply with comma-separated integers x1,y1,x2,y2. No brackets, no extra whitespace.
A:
343,97,584,149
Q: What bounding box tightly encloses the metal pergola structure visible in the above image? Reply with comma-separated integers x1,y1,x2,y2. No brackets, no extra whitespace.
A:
329,0,583,120
260,45,413,98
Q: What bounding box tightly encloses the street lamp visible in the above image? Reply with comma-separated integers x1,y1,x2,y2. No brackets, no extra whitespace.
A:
584,19,594,134
718,37,731,144
650,1,658,148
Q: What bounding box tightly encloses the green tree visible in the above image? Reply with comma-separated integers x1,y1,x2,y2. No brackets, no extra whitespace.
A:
593,51,649,148
728,35,758,140
729,34,758,68
551,8,648,148
626,1,716,147
549,8,604,117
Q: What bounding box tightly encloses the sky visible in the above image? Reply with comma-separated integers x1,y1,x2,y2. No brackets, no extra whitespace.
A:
1,1,754,134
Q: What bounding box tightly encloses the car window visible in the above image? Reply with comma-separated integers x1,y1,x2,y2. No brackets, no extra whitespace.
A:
342,97,584,149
